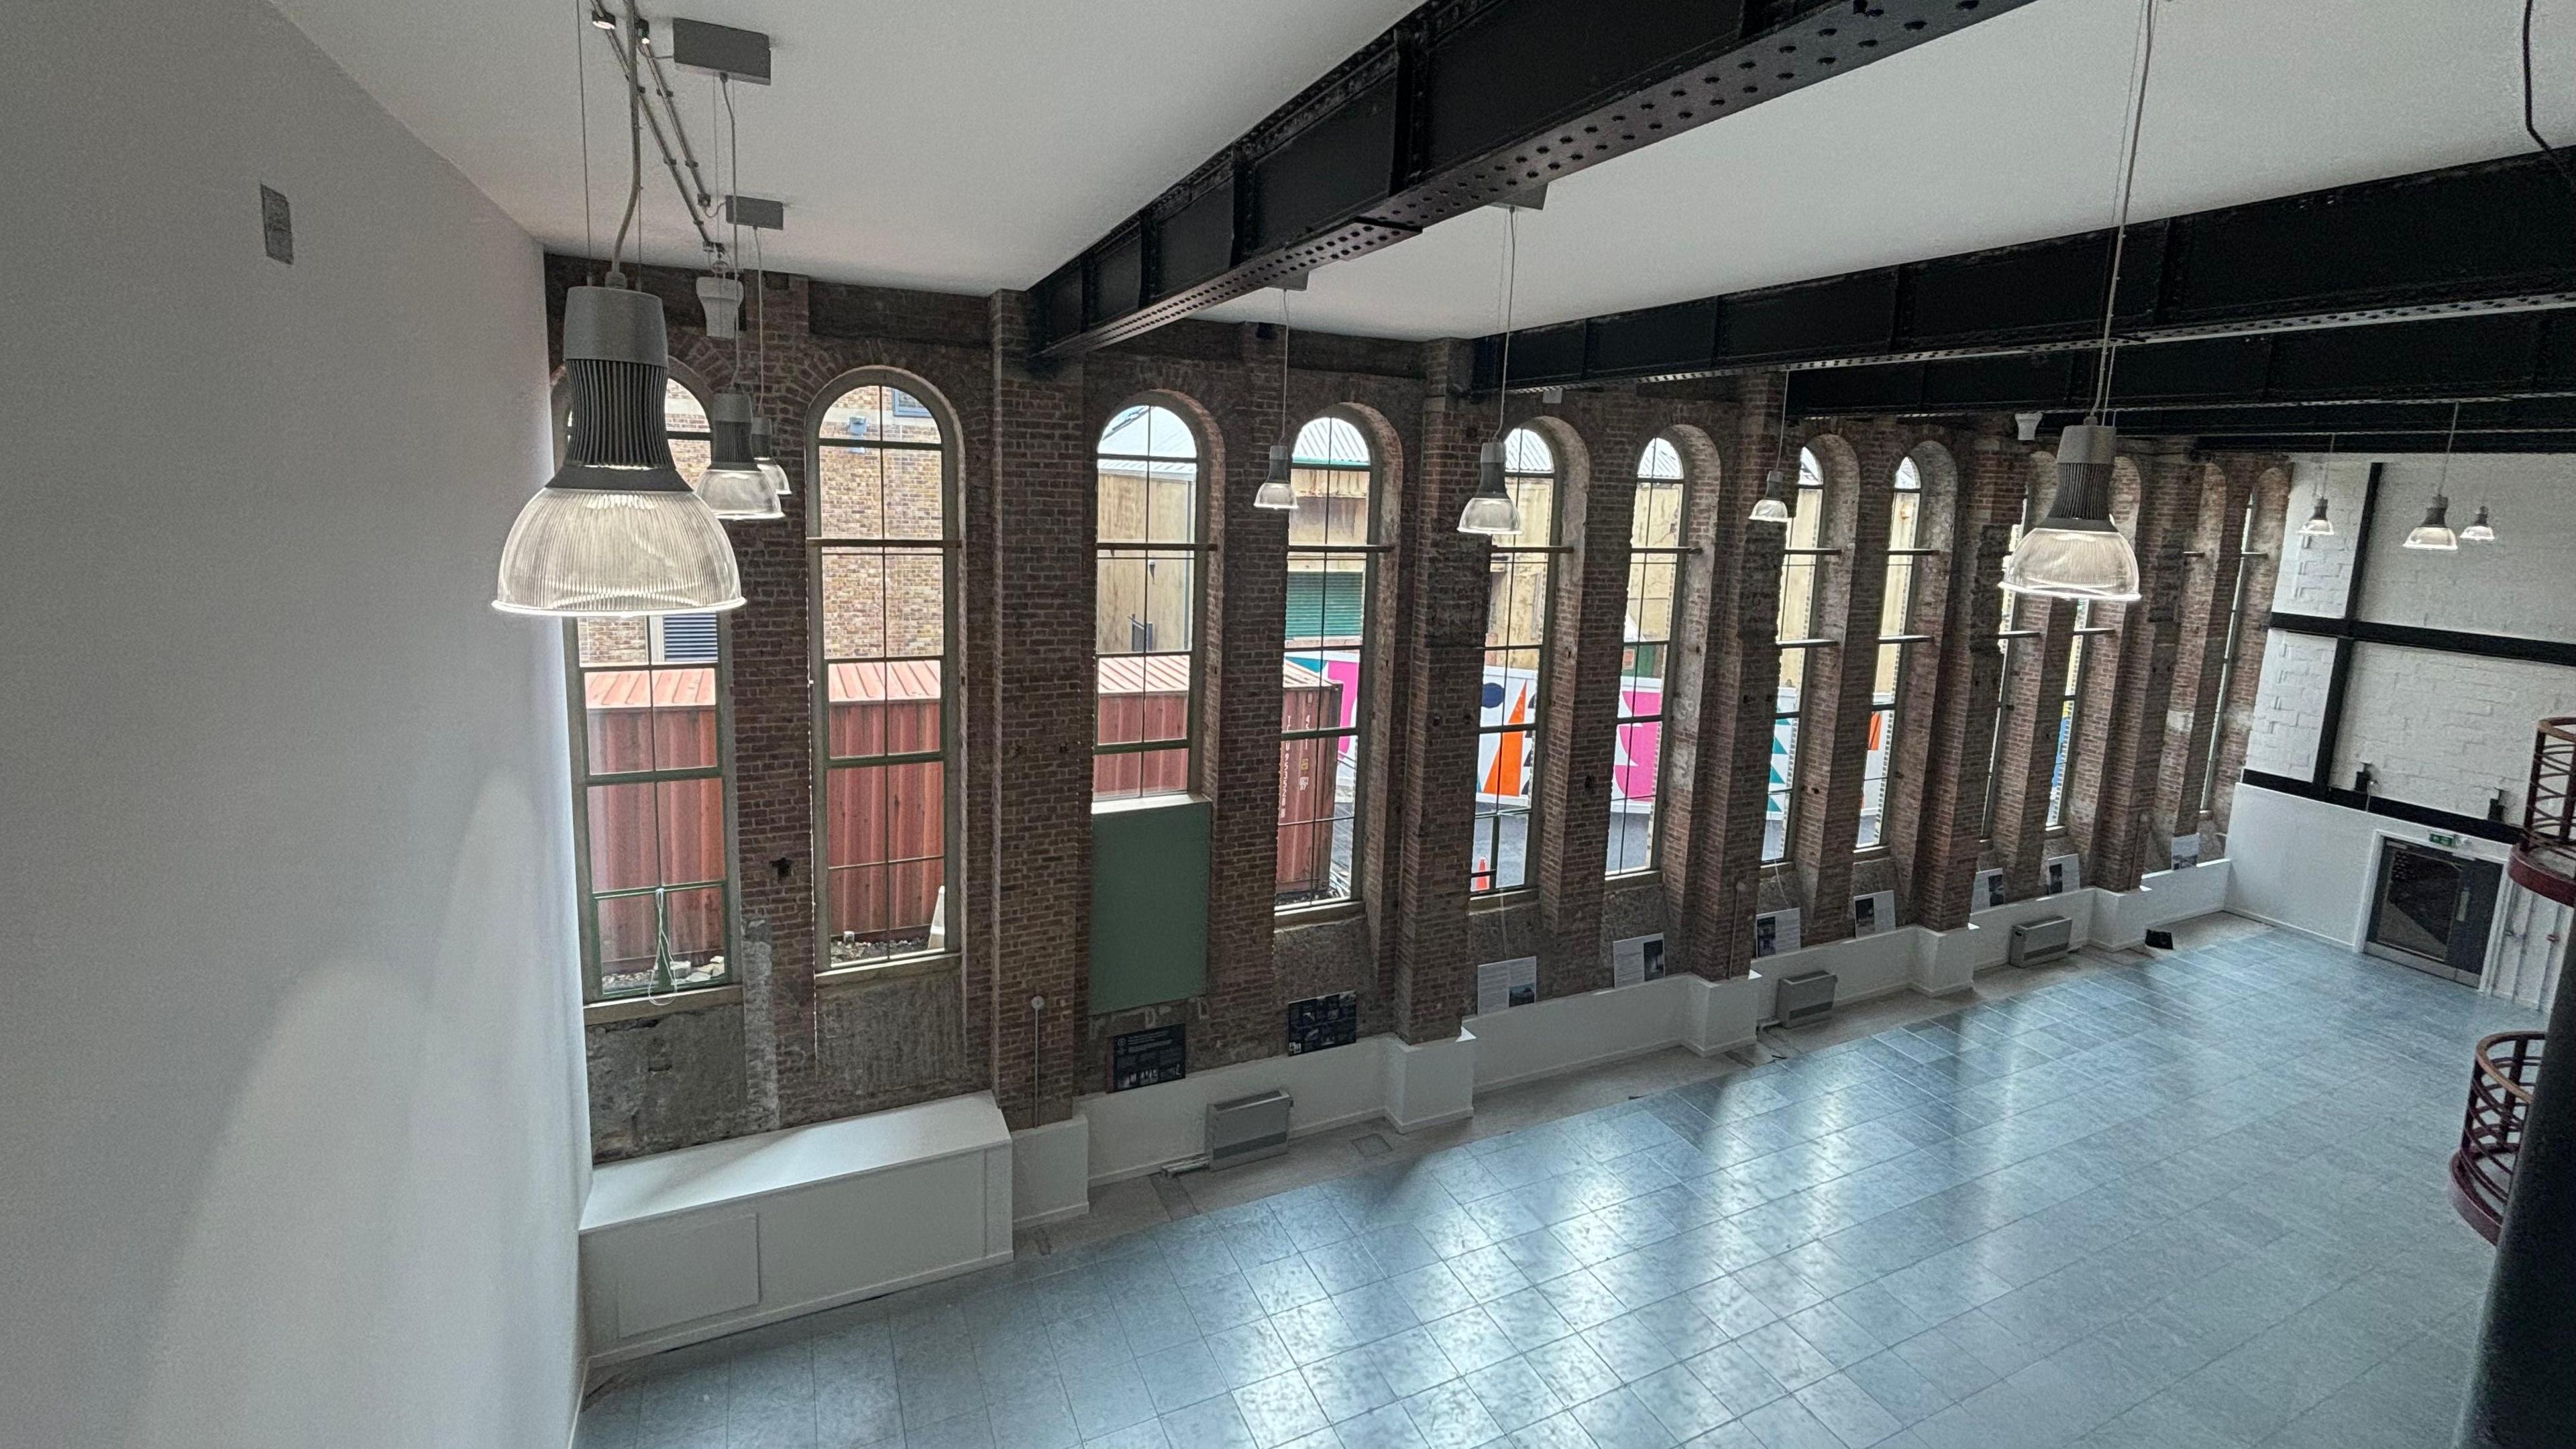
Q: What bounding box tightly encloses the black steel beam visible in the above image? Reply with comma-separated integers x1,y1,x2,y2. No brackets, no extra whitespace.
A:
1785,309,2576,421
2239,770,2519,844
1481,154,2576,392
1028,0,2046,360
2270,613,2576,671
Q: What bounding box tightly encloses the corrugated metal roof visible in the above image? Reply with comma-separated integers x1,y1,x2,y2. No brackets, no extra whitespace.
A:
585,667,716,710
827,660,946,702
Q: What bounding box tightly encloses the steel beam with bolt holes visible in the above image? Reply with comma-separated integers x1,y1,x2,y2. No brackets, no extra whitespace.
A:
1026,0,2046,360
1477,155,2576,396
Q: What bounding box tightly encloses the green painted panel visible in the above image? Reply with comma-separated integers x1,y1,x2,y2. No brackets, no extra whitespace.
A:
1283,570,1365,642
1089,798,1211,1014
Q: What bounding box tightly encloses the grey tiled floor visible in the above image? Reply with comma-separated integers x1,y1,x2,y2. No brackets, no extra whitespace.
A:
576,925,2538,1449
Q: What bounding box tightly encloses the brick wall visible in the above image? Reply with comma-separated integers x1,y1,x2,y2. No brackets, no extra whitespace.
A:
547,256,2284,1157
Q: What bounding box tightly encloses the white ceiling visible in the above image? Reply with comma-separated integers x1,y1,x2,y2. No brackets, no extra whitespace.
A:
273,0,2575,341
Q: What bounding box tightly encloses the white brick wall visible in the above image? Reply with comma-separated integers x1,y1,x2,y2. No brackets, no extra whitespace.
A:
2271,458,2364,616
2249,451,2576,811
2334,644,2574,820
2244,631,2337,780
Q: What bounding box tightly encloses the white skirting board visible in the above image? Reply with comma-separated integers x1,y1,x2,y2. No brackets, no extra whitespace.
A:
579,1093,1012,1364
1051,869,2231,1206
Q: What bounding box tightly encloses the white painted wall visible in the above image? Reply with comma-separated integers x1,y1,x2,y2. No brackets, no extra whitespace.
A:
2336,645,2571,820
0,1,580,1446
2226,783,2515,954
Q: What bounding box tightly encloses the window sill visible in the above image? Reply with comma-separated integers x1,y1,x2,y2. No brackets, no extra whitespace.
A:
1605,868,1660,885
1091,792,1208,816
1277,898,1364,926
1470,888,1536,912
584,983,743,1027
815,951,959,989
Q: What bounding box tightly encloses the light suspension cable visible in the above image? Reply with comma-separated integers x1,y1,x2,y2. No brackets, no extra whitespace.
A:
2002,0,2158,603
1256,286,1298,510
1459,209,1523,535
1750,377,1793,524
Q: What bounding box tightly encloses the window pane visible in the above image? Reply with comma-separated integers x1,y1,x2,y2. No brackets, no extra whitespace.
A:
1766,716,1799,863
1094,745,1189,801
596,884,726,997
1609,716,1660,873
825,759,945,961
820,548,945,663
820,384,942,447
1276,733,1355,905
825,659,943,761
578,617,650,666
1858,705,1893,849
585,777,722,892
1097,657,1191,747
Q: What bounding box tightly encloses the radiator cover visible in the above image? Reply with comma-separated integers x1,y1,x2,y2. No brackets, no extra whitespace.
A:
1206,1089,1292,1169
2010,915,2074,967
1776,969,1837,1028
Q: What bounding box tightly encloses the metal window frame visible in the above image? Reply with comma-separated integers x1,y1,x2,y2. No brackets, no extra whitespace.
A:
806,368,966,978
1472,434,1562,898
1277,416,1386,913
1858,472,1929,855
1610,449,1693,878
1093,401,1212,804
1769,467,1832,865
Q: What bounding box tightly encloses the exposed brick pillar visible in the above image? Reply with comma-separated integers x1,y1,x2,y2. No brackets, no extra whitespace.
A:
1200,327,1291,1064
1895,432,2019,930
1389,342,1486,1042
1537,405,1642,996
2071,444,2198,893
2208,460,2290,850
1648,423,1737,900
988,292,1093,1126
675,288,820,1130
1787,425,1899,945
2155,460,2252,852
1674,378,1783,980
1990,450,2074,902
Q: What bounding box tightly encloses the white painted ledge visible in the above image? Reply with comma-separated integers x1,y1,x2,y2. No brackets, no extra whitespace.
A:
580,1093,1012,1364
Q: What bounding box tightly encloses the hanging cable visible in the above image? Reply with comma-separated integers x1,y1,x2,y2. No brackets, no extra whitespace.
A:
2526,0,2576,217
2090,0,2160,415
1495,209,1518,436
574,0,595,268
606,7,642,282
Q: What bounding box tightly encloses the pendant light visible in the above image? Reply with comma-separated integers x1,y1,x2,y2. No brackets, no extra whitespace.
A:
1459,209,1523,535
1749,382,1793,524
2300,433,2337,537
495,10,741,617
2461,504,2498,543
695,272,743,339
2404,402,2462,551
693,74,780,523
700,391,784,520
1255,286,1298,511
737,91,791,500
2002,0,2160,603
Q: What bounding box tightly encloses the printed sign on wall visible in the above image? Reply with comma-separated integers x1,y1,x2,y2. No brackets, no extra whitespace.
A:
1851,891,1896,937
1753,908,1802,959
1110,1024,1187,1092
2043,855,2082,896
1611,933,1666,989
1973,868,2006,910
1285,992,1358,1056
1476,956,1540,1014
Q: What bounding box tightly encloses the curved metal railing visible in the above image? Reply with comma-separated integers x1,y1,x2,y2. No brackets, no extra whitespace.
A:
2452,1030,2546,1244
2511,718,2576,906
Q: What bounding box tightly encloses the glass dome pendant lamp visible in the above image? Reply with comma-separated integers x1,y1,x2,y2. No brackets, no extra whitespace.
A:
698,390,784,521
494,283,746,616
2300,433,2337,537
494,10,741,617
2001,0,2157,602
2460,504,2498,543
2004,419,2141,602
1256,287,1299,511
2403,402,2463,551
1460,209,1524,536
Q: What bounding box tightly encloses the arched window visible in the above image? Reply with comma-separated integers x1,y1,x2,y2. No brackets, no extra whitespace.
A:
1474,427,1558,894
1858,458,1925,849
1610,437,1688,875
563,374,733,1003
1278,415,1379,908
1768,447,1830,863
1095,405,1203,801
814,379,955,967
